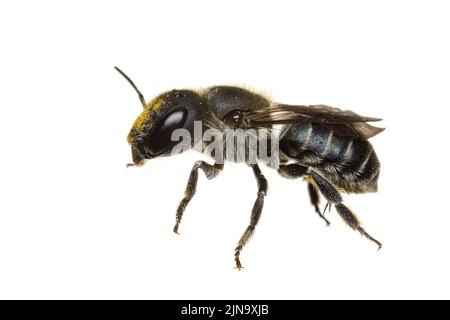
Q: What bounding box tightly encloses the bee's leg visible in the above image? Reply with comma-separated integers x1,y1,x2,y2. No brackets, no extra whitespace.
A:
278,164,330,225
307,183,331,226
308,169,382,250
173,161,223,234
234,164,267,270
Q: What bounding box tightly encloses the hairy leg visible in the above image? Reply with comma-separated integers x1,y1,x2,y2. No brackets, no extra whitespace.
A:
278,164,330,225
173,161,223,234
234,164,268,270
308,169,382,249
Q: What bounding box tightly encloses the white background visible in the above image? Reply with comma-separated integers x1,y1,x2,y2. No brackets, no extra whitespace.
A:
0,0,449,299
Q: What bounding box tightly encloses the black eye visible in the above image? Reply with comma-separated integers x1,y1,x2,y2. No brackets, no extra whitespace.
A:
144,109,188,156
224,110,246,127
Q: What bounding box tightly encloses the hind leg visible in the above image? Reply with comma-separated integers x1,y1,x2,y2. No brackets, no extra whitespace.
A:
308,169,382,249
307,183,331,226
278,164,330,225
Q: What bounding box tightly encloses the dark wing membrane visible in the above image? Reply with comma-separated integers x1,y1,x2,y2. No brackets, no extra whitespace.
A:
321,122,385,139
247,104,382,123
245,104,384,139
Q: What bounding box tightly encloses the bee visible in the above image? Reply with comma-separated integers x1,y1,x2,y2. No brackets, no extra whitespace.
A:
115,66,384,270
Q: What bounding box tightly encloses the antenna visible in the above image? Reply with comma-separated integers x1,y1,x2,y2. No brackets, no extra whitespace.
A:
114,66,146,108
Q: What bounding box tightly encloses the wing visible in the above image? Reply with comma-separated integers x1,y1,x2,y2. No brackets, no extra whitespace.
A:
245,104,384,139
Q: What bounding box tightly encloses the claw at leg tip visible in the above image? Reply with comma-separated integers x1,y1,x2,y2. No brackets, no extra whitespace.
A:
234,265,244,271
234,259,244,271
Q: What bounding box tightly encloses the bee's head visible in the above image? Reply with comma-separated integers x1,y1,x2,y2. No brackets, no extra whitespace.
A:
127,89,204,166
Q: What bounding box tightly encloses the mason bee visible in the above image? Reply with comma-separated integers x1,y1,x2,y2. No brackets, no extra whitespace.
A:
115,66,384,270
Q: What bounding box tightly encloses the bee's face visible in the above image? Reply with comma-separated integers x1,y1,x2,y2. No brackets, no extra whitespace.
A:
127,89,204,166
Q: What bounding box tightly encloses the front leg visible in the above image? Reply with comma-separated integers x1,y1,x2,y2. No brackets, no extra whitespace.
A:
234,164,268,270
173,161,223,234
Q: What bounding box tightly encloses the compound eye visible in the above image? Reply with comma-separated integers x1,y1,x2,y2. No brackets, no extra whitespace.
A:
224,110,245,127
144,108,188,156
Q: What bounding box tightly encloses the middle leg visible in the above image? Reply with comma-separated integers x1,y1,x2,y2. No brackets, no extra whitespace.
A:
234,164,268,270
